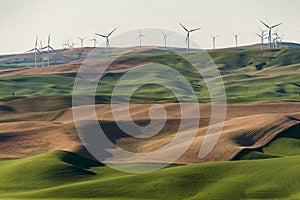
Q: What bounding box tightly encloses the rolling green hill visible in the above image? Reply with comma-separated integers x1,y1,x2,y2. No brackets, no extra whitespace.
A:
1,119,300,199
0,47,300,199
1,49,300,104
0,74,74,96
0,104,299,199
0,150,299,200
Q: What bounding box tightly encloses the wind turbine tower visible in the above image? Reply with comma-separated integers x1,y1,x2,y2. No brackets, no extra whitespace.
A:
256,28,267,49
96,28,117,57
77,36,87,48
63,40,69,49
90,35,98,48
179,23,201,53
69,40,76,48
137,30,146,47
260,20,282,49
26,37,41,68
39,40,44,67
41,34,55,67
273,33,283,49
233,33,240,48
210,34,220,50
162,32,170,48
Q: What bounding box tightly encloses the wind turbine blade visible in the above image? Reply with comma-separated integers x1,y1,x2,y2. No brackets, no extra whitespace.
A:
35,37,39,48
95,33,106,38
271,23,282,29
36,49,42,54
108,28,117,37
179,23,189,32
260,20,270,29
256,33,262,37
48,34,51,45
49,46,56,52
190,27,201,32
25,49,35,53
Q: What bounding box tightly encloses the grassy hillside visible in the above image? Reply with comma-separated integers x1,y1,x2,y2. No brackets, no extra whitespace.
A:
0,150,299,199
0,48,300,199
0,74,74,96
0,49,300,103
0,117,297,199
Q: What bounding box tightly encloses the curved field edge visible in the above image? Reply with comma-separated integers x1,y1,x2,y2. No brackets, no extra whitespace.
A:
234,123,300,160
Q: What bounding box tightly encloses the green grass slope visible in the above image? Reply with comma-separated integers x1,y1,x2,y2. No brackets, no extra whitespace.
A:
0,74,74,96
0,48,300,103
0,150,299,200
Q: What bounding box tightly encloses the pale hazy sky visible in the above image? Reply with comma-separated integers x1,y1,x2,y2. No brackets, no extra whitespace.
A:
0,0,299,54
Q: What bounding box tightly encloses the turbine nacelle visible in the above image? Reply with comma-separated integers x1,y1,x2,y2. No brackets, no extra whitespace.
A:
260,20,282,49
95,28,117,49
77,36,87,47
179,23,201,53
137,30,146,47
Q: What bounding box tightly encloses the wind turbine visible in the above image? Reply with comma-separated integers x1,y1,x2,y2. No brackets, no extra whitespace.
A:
272,36,278,49
137,30,146,47
278,33,284,48
260,20,282,49
77,36,87,48
162,32,170,48
39,40,44,67
67,39,71,48
90,35,98,48
210,34,220,50
179,23,201,53
256,28,267,49
26,37,41,68
69,40,76,48
273,32,283,49
96,28,117,57
233,33,240,48
63,40,68,49
41,34,55,67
